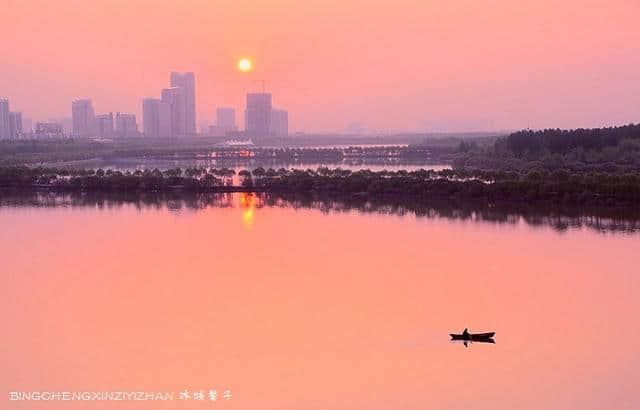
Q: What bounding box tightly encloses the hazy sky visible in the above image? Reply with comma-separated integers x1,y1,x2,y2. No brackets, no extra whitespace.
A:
2,0,639,133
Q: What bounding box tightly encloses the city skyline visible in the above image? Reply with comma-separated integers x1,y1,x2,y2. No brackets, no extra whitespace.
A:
1,70,293,139
2,70,296,138
2,1,639,134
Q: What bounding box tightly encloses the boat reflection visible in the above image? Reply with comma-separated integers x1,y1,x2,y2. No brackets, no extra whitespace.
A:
452,338,496,348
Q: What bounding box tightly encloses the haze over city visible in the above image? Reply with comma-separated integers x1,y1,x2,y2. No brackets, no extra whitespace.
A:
2,0,640,134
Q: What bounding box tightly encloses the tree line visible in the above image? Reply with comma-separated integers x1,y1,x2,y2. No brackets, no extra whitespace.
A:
498,124,640,157
1,166,640,206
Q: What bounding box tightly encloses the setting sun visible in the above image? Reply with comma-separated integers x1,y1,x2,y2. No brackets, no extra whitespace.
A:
237,58,253,73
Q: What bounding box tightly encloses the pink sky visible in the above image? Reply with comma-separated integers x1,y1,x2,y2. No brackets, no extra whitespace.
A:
2,0,639,133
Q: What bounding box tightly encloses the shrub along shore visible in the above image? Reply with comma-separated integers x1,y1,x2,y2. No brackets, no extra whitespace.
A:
1,166,639,206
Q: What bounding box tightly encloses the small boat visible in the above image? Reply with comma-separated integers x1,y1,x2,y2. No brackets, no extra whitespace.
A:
450,332,495,341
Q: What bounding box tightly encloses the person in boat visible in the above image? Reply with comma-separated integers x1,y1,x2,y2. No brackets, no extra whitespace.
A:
462,328,469,338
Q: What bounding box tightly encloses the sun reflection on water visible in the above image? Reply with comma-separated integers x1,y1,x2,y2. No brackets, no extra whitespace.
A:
239,193,256,228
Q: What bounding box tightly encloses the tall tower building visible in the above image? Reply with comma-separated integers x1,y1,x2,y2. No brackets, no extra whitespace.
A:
270,109,288,137
245,93,272,137
143,98,171,137
170,72,196,135
216,107,236,133
9,112,23,139
95,113,114,138
71,99,95,138
0,99,10,139
161,87,186,137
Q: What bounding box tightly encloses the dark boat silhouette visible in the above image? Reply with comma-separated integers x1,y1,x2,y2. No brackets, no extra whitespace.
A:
450,332,495,341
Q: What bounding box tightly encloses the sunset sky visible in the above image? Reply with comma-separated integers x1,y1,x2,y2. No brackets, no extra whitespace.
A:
2,0,639,133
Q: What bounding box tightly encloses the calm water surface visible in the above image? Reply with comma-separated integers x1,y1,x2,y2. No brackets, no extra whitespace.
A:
42,157,451,173
1,194,638,410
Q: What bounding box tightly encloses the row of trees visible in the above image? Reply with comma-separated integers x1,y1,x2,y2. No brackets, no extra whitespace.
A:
2,166,640,206
451,124,640,173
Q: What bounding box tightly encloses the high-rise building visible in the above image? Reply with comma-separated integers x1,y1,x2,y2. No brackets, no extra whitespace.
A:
0,99,10,139
95,113,114,138
115,113,138,137
270,109,288,137
72,99,95,137
216,107,236,133
161,87,186,137
245,93,272,137
170,72,196,135
9,112,23,139
143,98,171,137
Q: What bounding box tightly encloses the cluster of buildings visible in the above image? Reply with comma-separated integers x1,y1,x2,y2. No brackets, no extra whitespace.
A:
142,72,197,138
72,99,139,139
1,71,289,140
207,94,288,139
0,97,139,140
